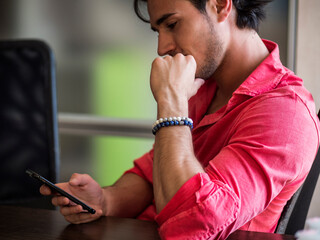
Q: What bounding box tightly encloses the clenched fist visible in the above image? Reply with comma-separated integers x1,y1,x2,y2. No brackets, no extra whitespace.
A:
150,53,205,117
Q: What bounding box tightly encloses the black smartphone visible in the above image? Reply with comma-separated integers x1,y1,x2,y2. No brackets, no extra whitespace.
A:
26,169,96,214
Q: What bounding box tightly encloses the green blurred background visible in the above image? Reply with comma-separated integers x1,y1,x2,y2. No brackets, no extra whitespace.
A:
92,48,155,185
0,0,290,186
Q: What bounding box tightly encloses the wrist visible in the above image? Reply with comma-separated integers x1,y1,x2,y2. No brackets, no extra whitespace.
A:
157,99,189,118
101,186,111,216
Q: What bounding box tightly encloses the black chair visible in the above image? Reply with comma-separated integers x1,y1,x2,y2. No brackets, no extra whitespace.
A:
0,39,59,209
275,110,320,235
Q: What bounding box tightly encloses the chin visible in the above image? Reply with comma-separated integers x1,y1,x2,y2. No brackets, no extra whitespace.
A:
197,64,217,80
196,71,215,81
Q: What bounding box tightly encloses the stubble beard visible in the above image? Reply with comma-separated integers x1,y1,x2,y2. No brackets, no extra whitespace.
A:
196,18,223,80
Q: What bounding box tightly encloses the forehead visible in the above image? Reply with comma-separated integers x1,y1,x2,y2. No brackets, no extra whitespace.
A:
147,0,195,23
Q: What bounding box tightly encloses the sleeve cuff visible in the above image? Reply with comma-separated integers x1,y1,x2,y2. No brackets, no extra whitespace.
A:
155,173,240,239
123,149,154,184
155,173,203,225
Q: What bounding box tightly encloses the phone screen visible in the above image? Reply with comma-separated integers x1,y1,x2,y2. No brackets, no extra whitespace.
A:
26,169,96,214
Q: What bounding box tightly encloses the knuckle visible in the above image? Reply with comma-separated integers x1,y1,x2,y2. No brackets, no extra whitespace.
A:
174,53,183,60
52,196,65,206
39,185,47,195
56,196,68,205
186,54,195,62
155,57,163,62
75,205,82,213
152,57,162,66
70,173,79,179
185,54,192,60
82,173,91,180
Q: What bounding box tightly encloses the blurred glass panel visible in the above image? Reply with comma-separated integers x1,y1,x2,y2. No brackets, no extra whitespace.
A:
260,0,289,67
0,0,290,184
92,48,155,184
93,136,153,186
0,0,158,182
60,135,153,185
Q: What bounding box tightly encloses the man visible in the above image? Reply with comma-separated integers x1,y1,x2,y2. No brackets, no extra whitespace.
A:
40,0,319,239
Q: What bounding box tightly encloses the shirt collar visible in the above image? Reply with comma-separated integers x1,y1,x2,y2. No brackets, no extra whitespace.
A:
189,39,288,127
232,39,286,97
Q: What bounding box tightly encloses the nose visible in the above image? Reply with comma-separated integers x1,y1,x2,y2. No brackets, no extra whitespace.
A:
157,31,176,56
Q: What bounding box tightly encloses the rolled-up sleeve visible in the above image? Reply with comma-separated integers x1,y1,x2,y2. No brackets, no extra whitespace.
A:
124,149,154,184
155,173,240,240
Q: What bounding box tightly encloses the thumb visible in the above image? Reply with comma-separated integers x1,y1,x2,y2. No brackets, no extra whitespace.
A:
188,78,205,100
194,78,205,89
69,173,91,186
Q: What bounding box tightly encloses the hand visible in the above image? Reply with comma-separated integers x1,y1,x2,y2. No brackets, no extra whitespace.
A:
40,173,106,224
150,53,205,114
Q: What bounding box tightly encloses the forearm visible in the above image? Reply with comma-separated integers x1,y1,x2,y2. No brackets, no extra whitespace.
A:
153,103,204,213
103,173,153,218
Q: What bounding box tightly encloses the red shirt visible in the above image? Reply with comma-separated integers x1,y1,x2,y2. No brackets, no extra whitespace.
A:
125,40,320,239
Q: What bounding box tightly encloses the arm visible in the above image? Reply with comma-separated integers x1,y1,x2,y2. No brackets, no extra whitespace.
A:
150,54,205,212
104,173,153,217
40,172,153,224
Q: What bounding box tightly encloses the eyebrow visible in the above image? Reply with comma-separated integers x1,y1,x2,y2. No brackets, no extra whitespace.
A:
151,13,176,32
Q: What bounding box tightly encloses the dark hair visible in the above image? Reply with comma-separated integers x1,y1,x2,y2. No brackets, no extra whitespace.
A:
133,0,273,31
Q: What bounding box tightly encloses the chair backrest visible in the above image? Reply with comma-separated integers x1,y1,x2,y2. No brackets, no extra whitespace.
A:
0,39,59,209
275,110,320,235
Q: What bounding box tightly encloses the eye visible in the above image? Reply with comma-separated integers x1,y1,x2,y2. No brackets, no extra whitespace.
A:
167,22,177,30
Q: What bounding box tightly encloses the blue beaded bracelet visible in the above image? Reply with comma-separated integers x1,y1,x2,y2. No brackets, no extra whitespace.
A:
152,117,193,135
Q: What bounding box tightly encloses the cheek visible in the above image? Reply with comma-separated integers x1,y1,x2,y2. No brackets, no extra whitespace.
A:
175,29,201,55
190,37,209,69
175,21,211,64
175,21,199,52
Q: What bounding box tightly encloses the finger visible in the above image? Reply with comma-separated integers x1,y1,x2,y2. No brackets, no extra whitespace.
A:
60,205,83,216
39,184,52,195
163,55,172,60
194,78,205,89
185,54,196,65
151,57,162,68
52,195,70,207
188,78,205,100
65,209,103,224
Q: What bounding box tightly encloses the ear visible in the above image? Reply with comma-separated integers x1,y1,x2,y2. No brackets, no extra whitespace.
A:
207,0,233,23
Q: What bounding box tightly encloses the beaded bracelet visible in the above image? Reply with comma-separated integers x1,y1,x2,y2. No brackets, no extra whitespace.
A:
152,117,193,135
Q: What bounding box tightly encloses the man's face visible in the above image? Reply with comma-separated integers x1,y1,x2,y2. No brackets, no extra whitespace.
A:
148,0,224,80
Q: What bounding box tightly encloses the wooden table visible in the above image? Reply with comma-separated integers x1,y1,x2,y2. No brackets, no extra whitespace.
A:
0,205,296,240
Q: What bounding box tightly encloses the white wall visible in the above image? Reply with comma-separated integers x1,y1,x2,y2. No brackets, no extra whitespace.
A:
296,0,320,218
